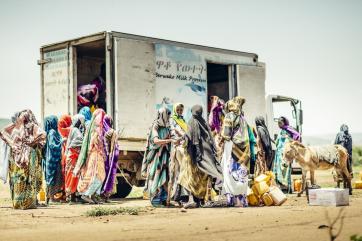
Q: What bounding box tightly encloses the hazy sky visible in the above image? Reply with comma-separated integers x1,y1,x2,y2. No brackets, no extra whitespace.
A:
0,0,361,135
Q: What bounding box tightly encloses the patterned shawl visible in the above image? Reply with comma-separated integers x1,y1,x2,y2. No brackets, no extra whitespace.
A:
74,109,106,173
0,110,46,168
224,96,245,116
65,114,85,156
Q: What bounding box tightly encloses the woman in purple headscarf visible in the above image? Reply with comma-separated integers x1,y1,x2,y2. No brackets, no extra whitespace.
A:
273,116,300,193
101,115,120,201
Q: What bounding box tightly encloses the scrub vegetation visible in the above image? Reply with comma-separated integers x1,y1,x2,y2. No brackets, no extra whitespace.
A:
85,206,145,217
352,146,362,166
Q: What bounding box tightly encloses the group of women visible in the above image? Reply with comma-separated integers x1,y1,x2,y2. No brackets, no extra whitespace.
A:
0,95,301,210
142,95,301,208
0,107,119,209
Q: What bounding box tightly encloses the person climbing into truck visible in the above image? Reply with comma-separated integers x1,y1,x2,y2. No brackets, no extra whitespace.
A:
77,63,106,112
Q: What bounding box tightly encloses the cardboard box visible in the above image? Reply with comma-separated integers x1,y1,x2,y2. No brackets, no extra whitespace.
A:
308,188,349,206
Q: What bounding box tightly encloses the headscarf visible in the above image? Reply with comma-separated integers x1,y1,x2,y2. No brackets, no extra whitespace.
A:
58,114,72,139
224,96,245,116
0,110,46,168
77,84,99,107
79,106,92,127
65,114,85,153
74,109,106,172
43,115,62,185
154,107,171,129
208,96,225,134
335,124,352,155
279,116,301,141
188,105,215,147
171,103,187,132
255,116,273,159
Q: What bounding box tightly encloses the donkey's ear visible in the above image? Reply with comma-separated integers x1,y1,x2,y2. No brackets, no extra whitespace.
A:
293,141,305,148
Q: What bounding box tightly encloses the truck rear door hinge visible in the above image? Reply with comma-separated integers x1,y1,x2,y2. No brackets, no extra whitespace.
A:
37,59,51,65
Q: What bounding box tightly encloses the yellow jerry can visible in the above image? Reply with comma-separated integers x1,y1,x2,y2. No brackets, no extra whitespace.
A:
255,174,270,184
38,188,46,202
354,180,362,189
261,193,274,206
247,188,260,206
253,181,270,196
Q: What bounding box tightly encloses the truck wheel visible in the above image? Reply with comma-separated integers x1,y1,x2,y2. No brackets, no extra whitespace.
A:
113,176,132,198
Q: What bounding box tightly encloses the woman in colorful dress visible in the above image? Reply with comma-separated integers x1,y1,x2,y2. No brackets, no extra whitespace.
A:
208,96,225,160
273,116,300,193
0,110,46,209
74,109,107,204
187,105,223,203
255,116,273,176
220,97,250,207
43,115,64,203
142,107,173,207
58,114,72,200
101,115,120,201
64,114,85,203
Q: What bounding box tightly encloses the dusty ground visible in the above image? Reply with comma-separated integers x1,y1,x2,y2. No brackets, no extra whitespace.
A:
0,169,361,241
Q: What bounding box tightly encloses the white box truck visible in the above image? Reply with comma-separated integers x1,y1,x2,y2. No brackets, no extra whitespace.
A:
39,31,303,197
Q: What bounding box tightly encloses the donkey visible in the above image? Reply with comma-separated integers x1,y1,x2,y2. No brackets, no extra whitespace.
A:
283,141,352,196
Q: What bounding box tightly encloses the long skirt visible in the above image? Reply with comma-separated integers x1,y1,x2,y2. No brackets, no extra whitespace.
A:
169,145,189,202
144,146,170,206
46,163,63,199
65,148,80,196
102,148,119,197
178,146,208,200
221,141,248,207
255,150,268,177
273,143,292,192
77,150,106,196
8,148,42,209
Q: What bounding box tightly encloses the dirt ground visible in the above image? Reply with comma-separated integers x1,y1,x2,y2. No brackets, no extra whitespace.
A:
0,169,361,241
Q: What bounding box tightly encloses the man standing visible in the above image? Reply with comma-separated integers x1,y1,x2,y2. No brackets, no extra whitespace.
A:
335,124,353,176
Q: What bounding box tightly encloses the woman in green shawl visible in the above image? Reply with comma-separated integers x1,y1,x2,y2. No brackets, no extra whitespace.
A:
142,107,174,207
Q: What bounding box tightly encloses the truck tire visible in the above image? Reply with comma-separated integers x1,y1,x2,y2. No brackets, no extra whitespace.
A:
113,176,132,198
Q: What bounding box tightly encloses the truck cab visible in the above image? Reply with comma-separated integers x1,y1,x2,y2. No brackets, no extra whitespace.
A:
266,95,303,173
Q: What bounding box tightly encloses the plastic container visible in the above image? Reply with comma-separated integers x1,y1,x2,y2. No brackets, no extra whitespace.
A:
293,179,302,193
247,188,260,206
252,181,270,197
261,193,274,206
38,188,45,202
269,186,287,206
255,174,270,184
355,180,362,189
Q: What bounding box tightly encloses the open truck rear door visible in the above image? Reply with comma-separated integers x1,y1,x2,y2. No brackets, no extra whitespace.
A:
236,63,266,124
39,47,72,119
